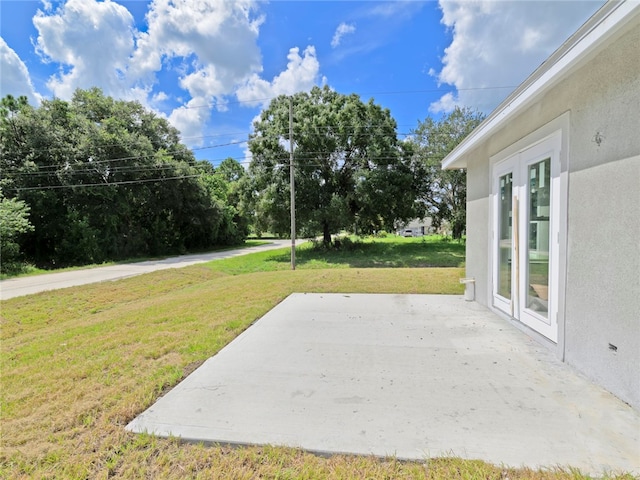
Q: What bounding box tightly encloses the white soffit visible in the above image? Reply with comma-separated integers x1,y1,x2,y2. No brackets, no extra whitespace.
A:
442,0,640,170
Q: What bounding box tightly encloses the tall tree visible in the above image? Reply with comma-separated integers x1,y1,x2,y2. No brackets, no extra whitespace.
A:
409,107,485,239
242,86,417,243
0,89,245,268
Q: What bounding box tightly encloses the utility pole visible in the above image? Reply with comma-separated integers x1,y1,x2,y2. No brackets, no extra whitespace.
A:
289,96,296,270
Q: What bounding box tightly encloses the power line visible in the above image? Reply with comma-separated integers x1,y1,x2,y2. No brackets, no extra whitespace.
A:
31,139,245,158
1,140,249,172
1,84,498,157
2,87,481,178
180,131,250,140
0,129,421,175
6,164,184,177
9,174,202,192
175,85,517,111
2,146,445,178
3,150,448,191
1,126,413,163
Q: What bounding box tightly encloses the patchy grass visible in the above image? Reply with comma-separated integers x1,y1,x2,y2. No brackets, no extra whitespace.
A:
303,235,466,268
204,235,465,275
0,237,633,479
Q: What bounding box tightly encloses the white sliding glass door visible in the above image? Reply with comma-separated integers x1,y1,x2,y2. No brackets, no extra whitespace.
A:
492,134,561,342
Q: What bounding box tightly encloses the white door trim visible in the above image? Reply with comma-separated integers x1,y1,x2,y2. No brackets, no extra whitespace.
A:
490,125,566,344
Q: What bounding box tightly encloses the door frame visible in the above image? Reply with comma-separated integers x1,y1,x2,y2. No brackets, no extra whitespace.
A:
489,116,569,346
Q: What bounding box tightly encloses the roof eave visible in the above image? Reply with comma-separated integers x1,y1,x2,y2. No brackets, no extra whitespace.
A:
442,0,640,170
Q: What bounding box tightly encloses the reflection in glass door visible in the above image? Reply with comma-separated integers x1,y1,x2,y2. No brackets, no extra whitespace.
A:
498,173,513,300
526,159,550,318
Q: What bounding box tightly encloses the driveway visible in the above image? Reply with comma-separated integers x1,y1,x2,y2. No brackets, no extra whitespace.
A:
127,294,640,475
0,240,297,300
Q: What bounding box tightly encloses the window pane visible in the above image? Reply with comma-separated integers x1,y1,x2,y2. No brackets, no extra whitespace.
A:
498,173,512,299
526,158,550,316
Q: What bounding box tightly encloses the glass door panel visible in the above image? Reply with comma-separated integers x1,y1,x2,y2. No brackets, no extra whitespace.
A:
526,158,550,319
498,173,513,299
492,131,561,343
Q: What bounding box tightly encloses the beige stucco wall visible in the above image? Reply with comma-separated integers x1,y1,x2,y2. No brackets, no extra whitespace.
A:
465,150,491,306
565,155,640,408
462,20,640,408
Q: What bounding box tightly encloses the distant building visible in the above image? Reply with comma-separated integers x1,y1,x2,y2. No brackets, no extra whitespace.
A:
396,218,432,237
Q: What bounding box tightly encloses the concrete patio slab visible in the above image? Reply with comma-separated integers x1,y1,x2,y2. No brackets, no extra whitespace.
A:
127,294,640,474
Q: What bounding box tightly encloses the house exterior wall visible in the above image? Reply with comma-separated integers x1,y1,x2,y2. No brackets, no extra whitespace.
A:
465,150,491,306
463,21,640,408
566,155,640,409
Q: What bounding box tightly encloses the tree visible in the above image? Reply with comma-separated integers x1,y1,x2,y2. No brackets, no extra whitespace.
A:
0,89,246,268
0,192,34,274
216,157,245,184
409,107,485,239
197,158,249,244
242,86,417,243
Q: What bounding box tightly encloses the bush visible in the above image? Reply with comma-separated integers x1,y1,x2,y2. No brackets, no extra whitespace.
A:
0,194,34,274
310,235,362,252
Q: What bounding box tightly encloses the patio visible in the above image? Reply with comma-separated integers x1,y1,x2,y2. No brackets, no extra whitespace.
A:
127,294,639,474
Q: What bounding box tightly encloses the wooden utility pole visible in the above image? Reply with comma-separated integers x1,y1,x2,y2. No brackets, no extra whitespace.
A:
289,97,296,270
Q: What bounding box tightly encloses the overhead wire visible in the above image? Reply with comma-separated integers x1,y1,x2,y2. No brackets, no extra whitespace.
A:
3,152,446,191
1,128,421,177
9,175,203,191
0,129,417,163
2,85,491,190
1,83,502,157
172,85,517,111
3,140,444,183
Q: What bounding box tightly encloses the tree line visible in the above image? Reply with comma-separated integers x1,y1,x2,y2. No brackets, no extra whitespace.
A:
0,86,483,274
0,89,247,273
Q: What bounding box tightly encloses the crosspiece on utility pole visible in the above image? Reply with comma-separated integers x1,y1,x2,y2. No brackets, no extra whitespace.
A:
289,96,296,270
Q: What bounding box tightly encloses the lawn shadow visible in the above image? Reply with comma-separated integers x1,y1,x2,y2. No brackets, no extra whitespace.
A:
268,238,465,269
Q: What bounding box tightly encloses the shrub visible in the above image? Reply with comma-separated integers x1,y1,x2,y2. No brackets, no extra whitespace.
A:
0,193,34,274
310,235,362,252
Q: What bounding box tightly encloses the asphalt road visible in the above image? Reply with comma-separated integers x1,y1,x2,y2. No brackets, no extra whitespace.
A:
0,240,298,300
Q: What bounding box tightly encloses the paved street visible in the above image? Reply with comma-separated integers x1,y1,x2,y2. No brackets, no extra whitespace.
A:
0,240,297,300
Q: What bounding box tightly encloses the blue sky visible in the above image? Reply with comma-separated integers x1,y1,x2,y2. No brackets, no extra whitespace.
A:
1,0,604,165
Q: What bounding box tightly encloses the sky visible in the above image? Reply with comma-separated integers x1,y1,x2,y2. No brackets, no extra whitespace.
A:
1,0,605,166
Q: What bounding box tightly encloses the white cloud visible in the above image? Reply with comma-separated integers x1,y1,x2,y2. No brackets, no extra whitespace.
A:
241,142,253,168
33,0,136,100
0,38,41,105
29,0,268,144
129,0,265,144
429,91,457,114
236,46,321,107
168,98,213,143
366,1,424,20
152,91,168,103
16,1,325,148
129,0,263,97
331,22,355,48
430,1,604,114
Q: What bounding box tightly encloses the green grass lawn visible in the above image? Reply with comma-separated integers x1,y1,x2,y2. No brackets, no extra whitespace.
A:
0,237,632,479
205,235,465,275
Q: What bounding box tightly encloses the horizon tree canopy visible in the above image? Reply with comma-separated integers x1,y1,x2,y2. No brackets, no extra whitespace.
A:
242,85,418,243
